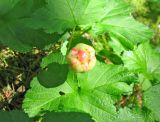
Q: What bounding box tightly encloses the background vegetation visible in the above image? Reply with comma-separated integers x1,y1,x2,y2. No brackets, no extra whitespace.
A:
0,0,159,121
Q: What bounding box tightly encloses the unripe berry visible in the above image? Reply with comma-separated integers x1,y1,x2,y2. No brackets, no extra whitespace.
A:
67,43,96,73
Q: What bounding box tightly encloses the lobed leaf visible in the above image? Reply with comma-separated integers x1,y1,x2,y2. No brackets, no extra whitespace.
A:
23,63,135,122
122,42,160,81
93,16,153,49
28,0,153,48
0,0,59,52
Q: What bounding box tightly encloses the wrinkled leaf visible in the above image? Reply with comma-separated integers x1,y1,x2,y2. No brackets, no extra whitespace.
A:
116,108,144,122
122,42,160,81
144,84,160,121
23,63,135,122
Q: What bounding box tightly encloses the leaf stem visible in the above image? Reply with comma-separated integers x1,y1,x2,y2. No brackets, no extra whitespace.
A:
67,27,76,51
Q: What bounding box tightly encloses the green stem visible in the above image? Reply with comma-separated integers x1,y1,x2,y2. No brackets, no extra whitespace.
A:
67,28,76,52
102,34,110,51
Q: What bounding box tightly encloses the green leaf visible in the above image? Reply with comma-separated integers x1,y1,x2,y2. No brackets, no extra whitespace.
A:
61,41,69,56
23,62,135,122
80,90,117,122
109,37,125,56
41,52,67,68
0,0,20,15
59,89,117,122
81,90,117,122
23,77,73,117
77,62,135,90
27,0,132,34
117,107,156,122
99,82,133,95
0,110,32,122
92,16,153,49
116,108,144,122
0,0,59,52
28,0,152,48
122,42,160,81
138,75,152,91
60,32,70,55
42,112,94,122
98,50,123,65
38,63,69,88
144,84,160,121
142,108,156,122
